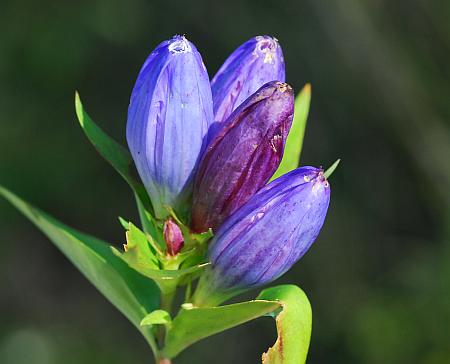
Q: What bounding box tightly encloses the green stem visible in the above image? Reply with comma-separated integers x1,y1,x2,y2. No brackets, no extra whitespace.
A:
157,358,172,364
156,286,177,351
160,288,176,315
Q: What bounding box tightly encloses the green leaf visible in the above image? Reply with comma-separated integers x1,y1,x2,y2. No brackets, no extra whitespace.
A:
0,185,160,354
118,216,130,230
75,92,134,191
74,92,155,224
141,310,172,327
112,220,209,293
122,221,160,268
190,228,214,244
257,285,312,364
134,192,163,244
163,285,312,363
324,158,341,179
162,300,281,358
270,84,311,182
112,242,209,292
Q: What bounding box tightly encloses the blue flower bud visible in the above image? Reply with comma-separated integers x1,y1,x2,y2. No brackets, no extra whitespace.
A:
191,81,294,233
211,35,285,134
127,35,214,218
193,167,330,306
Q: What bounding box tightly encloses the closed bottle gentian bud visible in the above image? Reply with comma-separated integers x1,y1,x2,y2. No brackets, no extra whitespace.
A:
191,81,294,233
211,35,285,134
163,218,184,256
193,167,331,306
127,35,213,218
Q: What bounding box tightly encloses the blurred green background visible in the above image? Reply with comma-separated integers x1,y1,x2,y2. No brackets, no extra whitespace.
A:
1,0,449,363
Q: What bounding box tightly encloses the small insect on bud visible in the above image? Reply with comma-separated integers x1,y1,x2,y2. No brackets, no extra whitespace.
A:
163,218,184,256
211,35,285,134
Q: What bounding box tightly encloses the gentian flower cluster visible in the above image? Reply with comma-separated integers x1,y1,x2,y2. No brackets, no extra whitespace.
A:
126,35,331,305
0,32,337,364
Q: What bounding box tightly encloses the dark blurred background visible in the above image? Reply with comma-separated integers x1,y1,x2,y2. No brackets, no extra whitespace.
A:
1,0,449,363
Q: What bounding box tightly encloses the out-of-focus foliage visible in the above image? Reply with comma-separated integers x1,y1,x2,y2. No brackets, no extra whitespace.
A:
0,0,449,363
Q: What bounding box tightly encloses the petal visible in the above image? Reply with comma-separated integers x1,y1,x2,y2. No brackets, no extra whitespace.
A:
191,81,294,233
127,36,214,218
211,35,285,135
208,167,331,290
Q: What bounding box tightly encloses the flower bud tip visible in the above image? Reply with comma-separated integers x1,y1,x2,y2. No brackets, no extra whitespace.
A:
275,81,292,93
254,35,281,64
163,218,184,256
168,35,192,54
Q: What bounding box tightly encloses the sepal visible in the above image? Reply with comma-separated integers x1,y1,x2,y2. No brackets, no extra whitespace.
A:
112,221,210,294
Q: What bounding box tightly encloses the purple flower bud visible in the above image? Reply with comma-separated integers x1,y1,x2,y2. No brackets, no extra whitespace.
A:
191,81,294,233
193,167,330,305
163,218,184,256
211,35,285,133
127,35,213,218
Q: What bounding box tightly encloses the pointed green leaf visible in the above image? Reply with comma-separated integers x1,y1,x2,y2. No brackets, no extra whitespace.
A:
141,310,172,327
122,221,160,268
0,185,160,353
324,158,341,179
75,92,135,189
270,84,311,181
135,192,163,245
74,92,155,224
162,300,281,358
118,216,130,230
258,285,312,364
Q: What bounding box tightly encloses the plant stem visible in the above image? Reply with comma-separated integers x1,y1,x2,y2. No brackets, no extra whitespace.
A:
157,358,172,364
157,288,176,348
160,288,176,314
